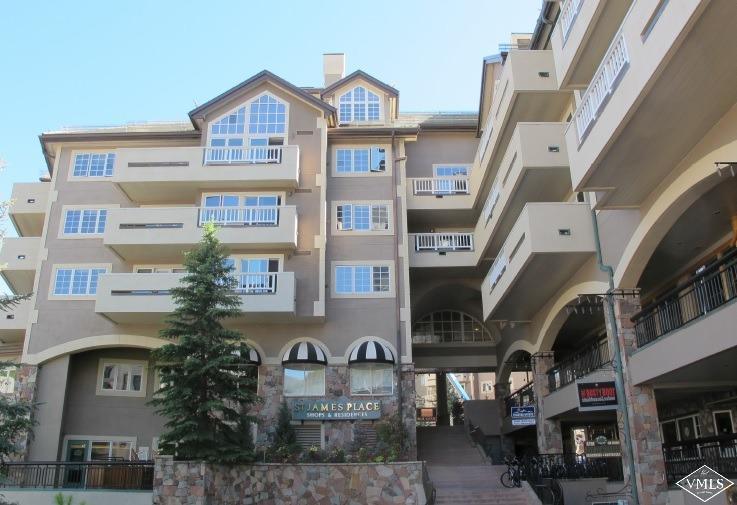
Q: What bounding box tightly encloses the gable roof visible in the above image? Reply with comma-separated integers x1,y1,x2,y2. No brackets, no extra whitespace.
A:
188,70,336,128
320,70,398,98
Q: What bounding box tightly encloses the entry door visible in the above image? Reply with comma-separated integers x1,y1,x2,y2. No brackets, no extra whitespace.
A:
714,411,735,435
203,194,240,224
64,440,89,488
434,166,468,194
677,417,698,441
240,259,278,293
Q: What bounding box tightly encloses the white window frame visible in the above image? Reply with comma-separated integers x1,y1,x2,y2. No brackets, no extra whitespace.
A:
338,85,382,124
332,145,390,177
49,263,111,300
68,151,116,180
332,201,393,236
134,264,186,274
350,363,394,396
59,206,117,238
432,164,471,178
331,261,395,299
96,358,148,398
62,435,138,462
283,363,326,397
0,366,16,394
206,92,290,149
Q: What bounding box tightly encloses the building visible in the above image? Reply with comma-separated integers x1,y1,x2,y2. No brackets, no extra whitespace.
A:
2,1,737,503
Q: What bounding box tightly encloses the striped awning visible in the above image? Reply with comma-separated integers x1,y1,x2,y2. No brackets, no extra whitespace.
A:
233,345,261,366
282,341,327,365
349,340,395,364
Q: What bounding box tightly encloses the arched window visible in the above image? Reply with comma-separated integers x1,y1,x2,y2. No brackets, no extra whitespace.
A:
412,311,494,344
339,86,380,123
248,94,287,136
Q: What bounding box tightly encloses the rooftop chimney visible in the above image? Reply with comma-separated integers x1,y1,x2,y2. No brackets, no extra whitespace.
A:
323,53,345,88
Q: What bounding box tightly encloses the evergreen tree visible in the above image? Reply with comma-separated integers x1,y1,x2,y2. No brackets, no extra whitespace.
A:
150,223,259,463
271,400,300,462
0,363,34,462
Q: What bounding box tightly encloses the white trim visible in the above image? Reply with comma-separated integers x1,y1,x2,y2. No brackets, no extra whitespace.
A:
282,363,326,397
95,358,148,398
62,435,138,461
331,261,395,299
205,91,290,149
199,191,286,207
331,144,392,177
23,335,169,366
432,163,472,177
331,200,394,236
58,205,120,239
337,85,383,124
349,362,394,397
67,150,117,181
47,263,112,300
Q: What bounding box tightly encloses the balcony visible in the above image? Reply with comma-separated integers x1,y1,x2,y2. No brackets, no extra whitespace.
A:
474,123,571,261
629,249,737,385
112,145,300,203
482,203,596,321
501,381,535,434
566,0,737,207
0,297,31,343
95,272,296,324
406,177,474,213
9,182,50,237
0,237,40,294
103,206,298,262
471,50,570,206
551,0,633,90
408,233,475,268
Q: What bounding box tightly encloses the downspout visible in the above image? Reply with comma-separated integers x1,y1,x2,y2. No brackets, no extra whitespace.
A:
391,129,405,436
591,209,640,505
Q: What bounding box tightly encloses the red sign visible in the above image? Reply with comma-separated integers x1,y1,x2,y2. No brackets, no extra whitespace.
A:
577,381,617,411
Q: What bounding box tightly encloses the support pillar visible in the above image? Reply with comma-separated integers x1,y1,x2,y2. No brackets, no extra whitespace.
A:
27,355,70,461
532,353,563,454
436,372,449,426
399,364,417,460
605,295,668,505
494,381,515,455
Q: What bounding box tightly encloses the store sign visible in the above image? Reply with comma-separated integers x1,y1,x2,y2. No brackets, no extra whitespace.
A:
291,399,381,421
577,381,617,411
510,405,536,426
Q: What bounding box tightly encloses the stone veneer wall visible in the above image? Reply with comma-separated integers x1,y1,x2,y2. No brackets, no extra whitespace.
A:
153,456,428,505
531,353,563,454
251,364,417,459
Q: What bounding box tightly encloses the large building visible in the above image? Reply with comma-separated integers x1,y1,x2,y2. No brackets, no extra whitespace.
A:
2,1,737,503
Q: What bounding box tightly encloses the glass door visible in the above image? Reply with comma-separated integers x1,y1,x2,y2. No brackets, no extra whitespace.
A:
202,194,240,225
64,440,89,488
434,166,469,194
244,195,280,225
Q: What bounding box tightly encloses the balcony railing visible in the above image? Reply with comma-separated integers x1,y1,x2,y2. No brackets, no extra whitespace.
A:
520,453,624,482
204,146,283,165
487,252,509,291
663,434,737,485
236,273,278,294
559,0,584,42
412,177,469,196
547,339,611,393
0,461,153,490
574,30,629,143
414,233,474,252
482,182,502,222
198,206,280,227
633,248,737,348
504,382,535,416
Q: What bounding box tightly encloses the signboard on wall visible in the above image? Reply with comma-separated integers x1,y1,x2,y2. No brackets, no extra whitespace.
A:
577,381,617,411
291,399,382,421
511,405,536,426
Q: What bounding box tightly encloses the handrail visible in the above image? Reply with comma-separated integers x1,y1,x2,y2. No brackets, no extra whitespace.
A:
203,145,287,165
486,252,509,292
663,433,737,485
412,177,470,196
559,0,584,42
198,206,282,227
546,339,611,392
504,381,535,414
0,460,154,490
482,182,502,222
413,233,474,252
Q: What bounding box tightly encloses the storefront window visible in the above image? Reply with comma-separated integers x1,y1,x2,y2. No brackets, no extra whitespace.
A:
350,364,393,395
284,364,325,396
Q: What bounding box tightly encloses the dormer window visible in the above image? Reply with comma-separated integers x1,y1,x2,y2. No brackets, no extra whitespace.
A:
339,86,380,123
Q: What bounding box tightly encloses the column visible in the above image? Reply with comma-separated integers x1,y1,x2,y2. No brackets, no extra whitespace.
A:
27,355,70,461
605,295,668,505
436,372,449,426
399,364,417,460
531,353,563,454
494,381,515,455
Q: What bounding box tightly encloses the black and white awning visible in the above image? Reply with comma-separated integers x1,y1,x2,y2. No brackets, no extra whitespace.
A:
282,341,327,365
233,346,262,366
349,340,395,364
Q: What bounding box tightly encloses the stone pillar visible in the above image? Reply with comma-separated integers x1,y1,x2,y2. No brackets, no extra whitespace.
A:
27,355,70,461
436,372,449,426
494,381,515,456
605,295,668,505
399,363,417,460
531,353,563,454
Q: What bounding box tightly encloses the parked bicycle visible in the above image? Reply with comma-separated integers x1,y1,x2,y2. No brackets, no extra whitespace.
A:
500,455,524,488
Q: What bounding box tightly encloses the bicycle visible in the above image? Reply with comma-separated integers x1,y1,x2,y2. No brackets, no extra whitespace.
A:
500,455,523,488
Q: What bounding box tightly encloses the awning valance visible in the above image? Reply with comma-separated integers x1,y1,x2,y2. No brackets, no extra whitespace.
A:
349,340,395,364
282,341,327,365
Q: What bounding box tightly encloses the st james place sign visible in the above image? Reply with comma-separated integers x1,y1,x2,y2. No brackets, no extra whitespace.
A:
291,399,382,421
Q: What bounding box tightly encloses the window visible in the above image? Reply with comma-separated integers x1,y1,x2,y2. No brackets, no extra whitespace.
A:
351,364,393,395
0,367,16,394
248,94,287,135
336,204,389,231
283,364,325,396
64,437,136,462
91,440,134,461
53,267,107,296
72,153,115,177
335,265,390,294
135,266,186,274
223,257,280,293
339,86,381,123
97,360,147,396
335,147,385,174
434,165,470,177
63,209,107,235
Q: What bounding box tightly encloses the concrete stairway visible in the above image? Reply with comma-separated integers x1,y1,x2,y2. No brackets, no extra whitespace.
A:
418,426,535,505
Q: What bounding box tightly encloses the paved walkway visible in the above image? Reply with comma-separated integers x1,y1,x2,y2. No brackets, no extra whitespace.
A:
418,426,535,505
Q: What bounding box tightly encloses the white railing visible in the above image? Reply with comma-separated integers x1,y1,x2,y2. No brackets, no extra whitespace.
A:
198,206,280,226
412,177,470,196
414,233,474,252
487,253,509,292
482,182,502,222
204,146,283,165
574,31,629,143
237,273,278,294
559,0,584,42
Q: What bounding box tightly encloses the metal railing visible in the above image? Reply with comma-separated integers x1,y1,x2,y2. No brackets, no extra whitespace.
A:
204,146,283,165
237,273,278,294
412,177,469,196
633,249,737,348
546,339,611,393
504,382,535,416
574,30,629,143
198,206,280,227
559,0,584,42
0,461,154,490
521,453,624,482
414,233,474,252
663,434,737,485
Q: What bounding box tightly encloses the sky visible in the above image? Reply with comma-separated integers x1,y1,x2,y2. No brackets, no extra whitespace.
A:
0,0,542,223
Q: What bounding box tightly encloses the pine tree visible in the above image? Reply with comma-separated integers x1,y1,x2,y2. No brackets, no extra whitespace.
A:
0,363,34,462
150,223,259,463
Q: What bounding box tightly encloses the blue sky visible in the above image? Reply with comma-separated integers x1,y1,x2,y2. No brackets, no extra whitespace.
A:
0,0,541,213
